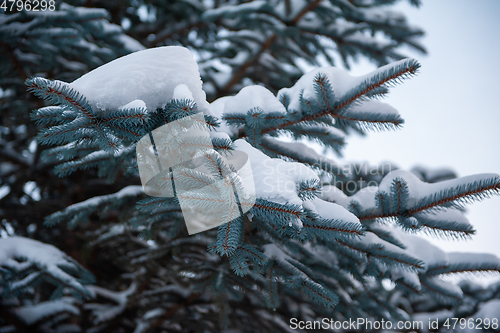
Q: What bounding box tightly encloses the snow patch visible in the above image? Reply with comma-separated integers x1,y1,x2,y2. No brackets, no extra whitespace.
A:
119,99,146,110
224,85,286,115
71,46,212,115
14,297,79,326
234,139,318,205
303,198,360,225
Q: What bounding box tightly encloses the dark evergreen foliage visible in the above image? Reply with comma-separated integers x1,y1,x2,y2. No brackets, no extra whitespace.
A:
1,1,499,332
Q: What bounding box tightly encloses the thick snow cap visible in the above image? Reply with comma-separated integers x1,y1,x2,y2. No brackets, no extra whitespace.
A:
70,46,211,114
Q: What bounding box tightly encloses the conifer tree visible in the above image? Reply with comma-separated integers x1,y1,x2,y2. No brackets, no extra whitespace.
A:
1,1,499,332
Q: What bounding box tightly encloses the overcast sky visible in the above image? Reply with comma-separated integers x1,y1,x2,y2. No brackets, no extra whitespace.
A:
338,0,500,282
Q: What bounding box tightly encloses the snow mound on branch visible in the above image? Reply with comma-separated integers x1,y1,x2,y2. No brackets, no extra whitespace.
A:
349,186,378,209
118,99,146,110
85,282,137,324
378,169,499,208
210,96,236,135
362,227,443,290
303,198,360,225
0,236,75,271
393,228,448,268
0,236,92,297
224,85,286,114
203,0,269,20
70,46,211,114
234,139,318,205
14,297,79,326
319,185,350,208
277,59,414,113
348,99,400,116
278,66,364,111
173,83,195,101
211,85,286,136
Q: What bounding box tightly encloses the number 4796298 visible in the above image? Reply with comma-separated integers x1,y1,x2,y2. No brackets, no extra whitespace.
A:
443,318,498,330
1,0,56,12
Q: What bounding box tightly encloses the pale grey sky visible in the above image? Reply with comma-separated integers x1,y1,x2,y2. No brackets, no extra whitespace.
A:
341,0,500,277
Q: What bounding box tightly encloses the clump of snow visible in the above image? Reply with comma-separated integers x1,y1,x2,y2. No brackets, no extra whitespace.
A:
278,59,413,113
449,299,500,332
119,99,146,110
348,99,400,116
14,297,80,326
234,139,318,205
113,33,146,52
393,228,448,269
447,252,500,269
299,122,346,141
344,224,455,290
349,186,379,209
378,170,499,209
70,46,212,114
318,185,350,208
209,131,232,141
303,198,360,226
225,85,286,115
210,97,234,135
173,83,195,101
134,308,166,333
278,66,365,112
211,86,286,136
59,185,143,213
416,208,470,227
0,236,92,297
85,282,137,324
210,71,232,89
203,1,269,20
91,224,126,246
263,138,345,173
359,6,405,24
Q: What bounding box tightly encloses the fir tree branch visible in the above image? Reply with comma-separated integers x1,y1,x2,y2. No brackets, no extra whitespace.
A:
336,239,424,270
290,0,323,24
420,278,462,303
424,254,500,277
0,40,28,81
260,138,346,178
219,34,277,95
257,62,417,137
359,178,500,221
297,27,404,65
147,20,206,47
146,292,200,330
45,185,144,226
26,78,95,121
407,180,500,215
0,144,31,168
394,277,422,294
219,0,324,95
302,221,363,236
